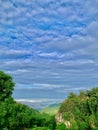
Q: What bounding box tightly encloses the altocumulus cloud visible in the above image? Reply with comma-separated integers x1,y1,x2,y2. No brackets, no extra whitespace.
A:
0,0,98,98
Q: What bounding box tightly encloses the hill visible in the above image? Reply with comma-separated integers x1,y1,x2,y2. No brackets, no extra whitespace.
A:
41,103,60,115
56,87,98,130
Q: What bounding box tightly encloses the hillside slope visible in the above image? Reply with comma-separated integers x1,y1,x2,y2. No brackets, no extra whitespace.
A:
56,87,98,130
41,103,60,115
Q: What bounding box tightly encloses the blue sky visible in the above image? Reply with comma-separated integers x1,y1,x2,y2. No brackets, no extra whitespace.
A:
0,0,98,97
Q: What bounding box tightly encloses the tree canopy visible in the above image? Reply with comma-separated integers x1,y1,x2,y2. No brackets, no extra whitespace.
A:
59,87,98,130
0,71,56,130
0,71,15,101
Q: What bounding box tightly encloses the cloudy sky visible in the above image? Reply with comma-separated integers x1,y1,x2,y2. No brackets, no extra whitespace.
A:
0,0,98,102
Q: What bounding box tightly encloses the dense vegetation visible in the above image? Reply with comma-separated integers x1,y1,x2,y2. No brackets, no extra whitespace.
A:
0,70,98,130
59,88,98,130
0,71,56,130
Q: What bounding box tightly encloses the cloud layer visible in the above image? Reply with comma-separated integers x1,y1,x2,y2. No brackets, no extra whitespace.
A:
0,0,98,103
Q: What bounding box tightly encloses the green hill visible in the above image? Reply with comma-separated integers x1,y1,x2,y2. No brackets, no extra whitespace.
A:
57,87,98,130
41,103,60,115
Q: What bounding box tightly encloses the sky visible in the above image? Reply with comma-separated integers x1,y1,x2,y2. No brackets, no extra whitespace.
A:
0,0,98,107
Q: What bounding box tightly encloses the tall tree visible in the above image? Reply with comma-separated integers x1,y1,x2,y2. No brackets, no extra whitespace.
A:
0,71,15,101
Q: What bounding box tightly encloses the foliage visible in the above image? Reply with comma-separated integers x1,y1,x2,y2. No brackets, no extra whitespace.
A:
32,127,50,130
59,87,98,130
0,71,15,101
0,71,56,130
56,123,68,130
0,71,98,130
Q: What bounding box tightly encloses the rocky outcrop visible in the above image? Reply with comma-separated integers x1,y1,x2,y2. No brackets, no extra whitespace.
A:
56,113,71,128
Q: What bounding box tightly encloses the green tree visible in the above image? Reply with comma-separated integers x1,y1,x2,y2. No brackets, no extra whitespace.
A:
0,71,15,101
59,87,98,130
56,123,68,130
33,127,50,130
